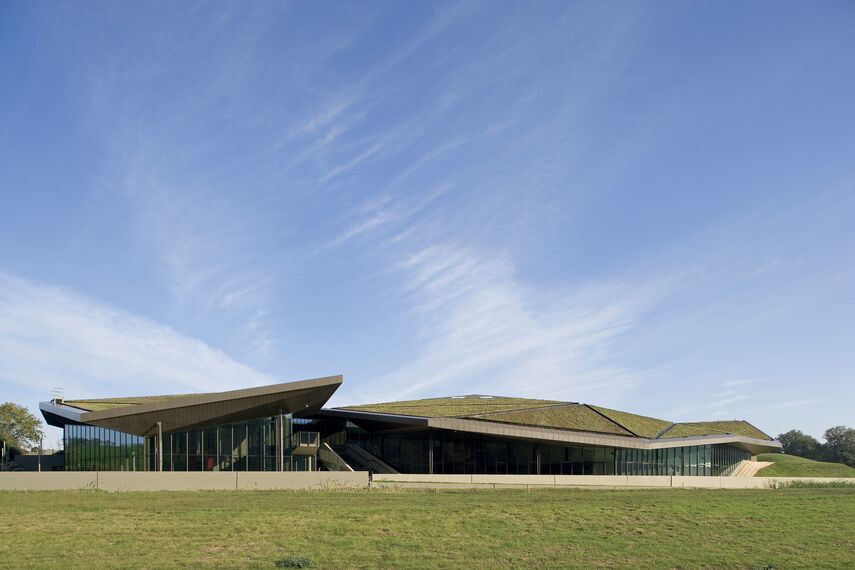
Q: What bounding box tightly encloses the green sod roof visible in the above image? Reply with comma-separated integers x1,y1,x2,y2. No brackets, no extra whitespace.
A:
474,404,634,436
588,406,673,438
63,391,774,441
341,396,566,418
63,395,192,412
339,395,774,440
661,421,771,441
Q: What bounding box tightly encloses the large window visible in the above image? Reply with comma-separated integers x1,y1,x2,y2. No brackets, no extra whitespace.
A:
614,444,747,476
64,424,144,471
145,415,315,473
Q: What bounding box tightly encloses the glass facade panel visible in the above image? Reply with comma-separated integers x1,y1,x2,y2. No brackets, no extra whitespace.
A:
334,424,752,477
64,424,144,471
64,412,319,472
65,414,753,476
140,413,315,473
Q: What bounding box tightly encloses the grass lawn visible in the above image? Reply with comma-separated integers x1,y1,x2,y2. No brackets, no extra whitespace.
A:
756,453,855,477
1,488,854,569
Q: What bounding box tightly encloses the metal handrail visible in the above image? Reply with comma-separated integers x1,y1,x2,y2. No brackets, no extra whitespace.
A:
291,431,320,448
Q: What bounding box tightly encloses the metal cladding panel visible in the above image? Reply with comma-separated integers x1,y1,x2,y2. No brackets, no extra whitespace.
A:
314,408,429,432
72,375,342,436
39,402,84,429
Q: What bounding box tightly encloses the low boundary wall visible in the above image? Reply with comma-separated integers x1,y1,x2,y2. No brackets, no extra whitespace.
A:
0,471,368,491
372,474,855,489
1,472,851,491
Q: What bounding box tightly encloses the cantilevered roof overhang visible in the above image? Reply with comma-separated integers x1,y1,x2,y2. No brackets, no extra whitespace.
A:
319,408,782,455
41,375,342,437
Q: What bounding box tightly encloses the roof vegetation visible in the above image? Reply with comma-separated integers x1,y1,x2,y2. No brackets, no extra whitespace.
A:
661,421,772,440
588,406,672,438
340,396,566,418
63,392,774,442
64,395,191,412
339,396,775,441
475,404,633,436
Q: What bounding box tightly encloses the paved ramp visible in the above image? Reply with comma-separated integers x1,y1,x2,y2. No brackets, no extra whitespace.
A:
730,460,774,477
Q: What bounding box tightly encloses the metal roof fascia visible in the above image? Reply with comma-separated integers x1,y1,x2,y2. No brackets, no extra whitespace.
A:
80,375,342,423
319,408,430,426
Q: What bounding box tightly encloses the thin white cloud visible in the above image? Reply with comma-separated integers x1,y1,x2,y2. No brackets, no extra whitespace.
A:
722,378,765,388
330,184,452,247
751,399,824,412
708,394,750,408
0,272,277,401
117,153,280,357
294,92,363,137
347,243,659,405
318,140,386,183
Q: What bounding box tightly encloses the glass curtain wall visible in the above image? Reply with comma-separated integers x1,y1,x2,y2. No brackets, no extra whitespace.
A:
144,414,315,472
64,424,144,471
339,424,750,476
614,444,749,476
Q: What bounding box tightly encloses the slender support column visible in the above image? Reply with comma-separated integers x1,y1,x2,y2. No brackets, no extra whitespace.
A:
157,421,163,472
428,430,434,475
275,413,282,472
280,410,286,472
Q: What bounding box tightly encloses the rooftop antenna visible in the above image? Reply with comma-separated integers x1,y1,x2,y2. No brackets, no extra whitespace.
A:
50,387,64,404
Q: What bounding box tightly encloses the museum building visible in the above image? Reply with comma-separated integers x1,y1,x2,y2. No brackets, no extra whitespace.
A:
40,375,782,476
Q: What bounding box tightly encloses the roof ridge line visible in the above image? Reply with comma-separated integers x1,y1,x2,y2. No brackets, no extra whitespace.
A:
736,419,773,440
653,422,678,439
658,422,735,439
680,419,772,441
583,404,639,437
458,402,579,419
456,415,641,438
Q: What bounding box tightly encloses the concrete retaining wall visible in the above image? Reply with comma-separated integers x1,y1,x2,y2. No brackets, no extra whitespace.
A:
0,472,98,490
2,472,851,491
372,473,855,489
0,471,369,491
236,471,367,490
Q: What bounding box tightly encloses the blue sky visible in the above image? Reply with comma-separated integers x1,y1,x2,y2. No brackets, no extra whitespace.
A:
1,1,853,444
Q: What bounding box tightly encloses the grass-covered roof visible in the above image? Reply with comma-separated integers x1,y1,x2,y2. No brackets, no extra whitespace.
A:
64,395,191,412
475,404,634,436
661,421,772,441
588,406,672,438
339,395,775,440
340,396,566,418
63,391,774,441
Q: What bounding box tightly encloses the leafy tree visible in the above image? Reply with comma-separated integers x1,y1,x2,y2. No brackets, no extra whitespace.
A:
0,402,44,452
777,429,821,460
822,425,855,468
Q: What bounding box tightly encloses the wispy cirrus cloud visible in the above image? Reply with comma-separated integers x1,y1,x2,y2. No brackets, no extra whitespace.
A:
347,243,662,405
115,150,283,358
750,399,825,412
330,184,452,247
708,391,750,409
0,272,276,403
722,378,765,388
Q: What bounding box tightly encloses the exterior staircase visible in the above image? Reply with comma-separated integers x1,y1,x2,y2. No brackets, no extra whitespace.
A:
727,459,774,477
332,444,399,474
318,443,354,472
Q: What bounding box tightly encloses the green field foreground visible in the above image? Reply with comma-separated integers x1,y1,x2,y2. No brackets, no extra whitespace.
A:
756,453,855,477
2,488,854,569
